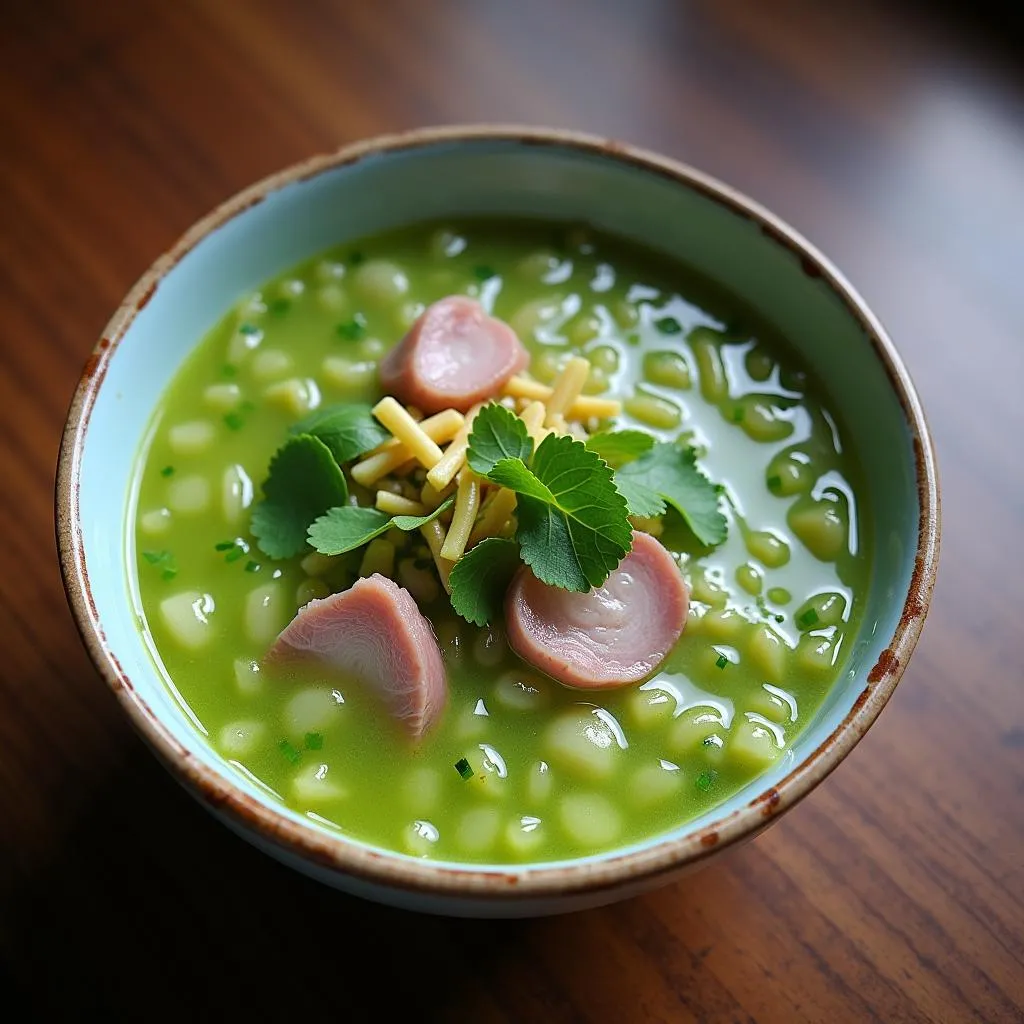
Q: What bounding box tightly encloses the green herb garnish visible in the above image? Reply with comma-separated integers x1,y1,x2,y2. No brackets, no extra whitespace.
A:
798,608,819,629
224,546,246,563
304,732,324,751
143,550,178,580
290,402,390,462
448,537,522,626
251,434,349,559
614,443,727,547
584,429,654,469
695,769,718,792
308,497,454,556
269,298,291,316
473,265,497,282
223,411,245,431
466,403,534,477
279,739,301,765
715,653,729,669
142,550,170,565
335,313,368,341
161,569,177,581
221,364,238,378
160,465,175,478
655,316,683,335
244,560,261,573
767,475,782,493
455,757,473,780
239,323,260,336
731,406,745,423
214,540,236,551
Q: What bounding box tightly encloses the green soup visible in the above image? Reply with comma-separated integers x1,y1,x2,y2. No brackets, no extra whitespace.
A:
131,219,870,863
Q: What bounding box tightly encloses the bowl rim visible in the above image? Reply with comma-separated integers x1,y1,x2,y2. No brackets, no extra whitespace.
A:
56,123,940,903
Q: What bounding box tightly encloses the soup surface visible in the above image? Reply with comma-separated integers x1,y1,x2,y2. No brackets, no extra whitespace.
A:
131,219,870,864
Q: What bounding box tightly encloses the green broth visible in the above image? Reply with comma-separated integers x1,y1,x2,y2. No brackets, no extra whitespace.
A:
131,219,871,863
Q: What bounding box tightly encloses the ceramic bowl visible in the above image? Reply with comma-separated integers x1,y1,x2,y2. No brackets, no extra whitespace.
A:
56,125,939,917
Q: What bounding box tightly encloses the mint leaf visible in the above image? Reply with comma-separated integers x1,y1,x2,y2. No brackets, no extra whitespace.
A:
467,402,533,476
585,429,655,469
251,435,349,559
308,497,454,556
489,434,632,592
448,538,522,626
614,443,727,546
290,402,389,463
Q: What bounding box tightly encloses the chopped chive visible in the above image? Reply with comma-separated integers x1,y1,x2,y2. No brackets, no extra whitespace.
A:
239,322,260,336
142,550,166,565
335,313,367,341
224,546,246,563
798,608,819,628
160,465,175,478
304,731,323,751
214,540,236,551
473,264,497,282
161,568,178,581
715,653,729,669
348,250,365,266
221,364,238,378
655,316,683,335
223,411,245,431
454,757,473,780
767,475,782,492
278,739,301,765
244,560,261,573
269,298,291,316
731,406,745,423
695,769,718,792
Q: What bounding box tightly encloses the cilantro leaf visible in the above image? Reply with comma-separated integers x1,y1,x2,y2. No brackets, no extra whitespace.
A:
251,435,349,559
308,497,454,556
614,443,727,546
289,402,390,463
585,429,655,469
489,434,632,592
448,538,522,626
466,402,533,476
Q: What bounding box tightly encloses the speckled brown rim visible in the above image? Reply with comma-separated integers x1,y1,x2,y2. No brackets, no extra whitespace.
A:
56,124,940,905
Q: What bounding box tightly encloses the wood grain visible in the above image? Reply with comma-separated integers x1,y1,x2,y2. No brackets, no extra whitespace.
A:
1,1,1021,1020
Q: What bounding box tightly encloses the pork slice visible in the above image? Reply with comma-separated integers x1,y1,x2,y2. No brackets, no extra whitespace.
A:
266,574,446,739
379,295,529,413
505,532,689,689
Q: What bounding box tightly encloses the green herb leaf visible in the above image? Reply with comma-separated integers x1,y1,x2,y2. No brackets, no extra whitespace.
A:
279,739,301,765
239,323,260,336
244,560,261,573
584,429,654,469
448,537,521,626
455,757,473,780
466,402,534,476
655,316,683,335
335,313,367,341
223,411,245,431
251,434,349,559
214,540,236,551
290,402,390,463
715,652,729,669
269,298,291,316
304,731,323,750
489,434,632,592
614,443,727,547
160,465,175,478
695,768,718,792
308,497,454,556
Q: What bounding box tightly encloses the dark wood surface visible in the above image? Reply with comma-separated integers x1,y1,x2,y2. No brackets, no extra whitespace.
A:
2,1,1021,1020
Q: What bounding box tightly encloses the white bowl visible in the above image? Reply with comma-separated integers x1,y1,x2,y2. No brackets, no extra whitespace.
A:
56,125,939,917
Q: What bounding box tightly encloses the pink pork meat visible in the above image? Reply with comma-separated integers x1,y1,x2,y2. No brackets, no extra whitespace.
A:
266,574,446,740
505,532,689,689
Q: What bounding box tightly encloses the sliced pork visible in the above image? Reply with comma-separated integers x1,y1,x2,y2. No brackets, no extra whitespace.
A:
379,295,529,413
505,532,689,689
266,574,446,740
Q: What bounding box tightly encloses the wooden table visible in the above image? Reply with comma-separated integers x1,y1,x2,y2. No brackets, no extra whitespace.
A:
2,1,1021,1019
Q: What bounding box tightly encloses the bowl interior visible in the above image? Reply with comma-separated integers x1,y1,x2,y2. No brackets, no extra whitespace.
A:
69,132,927,873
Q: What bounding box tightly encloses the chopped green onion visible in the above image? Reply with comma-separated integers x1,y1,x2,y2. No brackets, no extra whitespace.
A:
655,316,683,335
160,465,175,478
767,475,782,492
161,568,178,582
473,265,497,282
244,561,261,573
214,540,236,551
336,313,367,341
798,608,819,628
223,411,245,431
454,757,473,780
142,550,167,565
731,406,745,423
695,769,718,792
239,323,260,336
715,653,729,669
224,546,246,563
348,250,366,266
304,731,323,751
269,298,291,316
278,739,301,765
221,364,238,378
